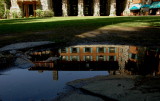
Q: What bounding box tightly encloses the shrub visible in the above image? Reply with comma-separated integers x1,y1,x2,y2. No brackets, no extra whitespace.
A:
35,9,54,17
44,10,54,17
11,11,22,18
35,9,44,17
0,2,5,19
12,11,17,18
17,11,22,18
29,15,33,18
4,9,10,19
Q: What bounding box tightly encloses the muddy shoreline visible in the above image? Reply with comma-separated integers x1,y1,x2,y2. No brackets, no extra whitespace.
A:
52,75,160,101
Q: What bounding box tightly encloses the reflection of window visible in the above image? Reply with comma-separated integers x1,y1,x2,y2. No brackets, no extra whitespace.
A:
97,55,105,61
46,50,51,54
70,56,79,61
84,47,92,53
61,48,68,53
109,56,116,61
97,47,105,53
131,54,136,59
109,47,116,53
72,48,77,53
71,47,79,53
62,56,68,61
84,56,92,61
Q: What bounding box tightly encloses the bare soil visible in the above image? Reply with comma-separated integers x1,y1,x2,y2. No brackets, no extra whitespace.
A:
0,26,160,47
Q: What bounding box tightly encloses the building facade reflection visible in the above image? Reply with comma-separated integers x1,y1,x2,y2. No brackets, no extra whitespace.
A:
28,44,160,76
59,45,130,72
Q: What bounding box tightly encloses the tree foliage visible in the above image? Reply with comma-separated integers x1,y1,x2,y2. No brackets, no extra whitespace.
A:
0,0,11,18
0,0,5,18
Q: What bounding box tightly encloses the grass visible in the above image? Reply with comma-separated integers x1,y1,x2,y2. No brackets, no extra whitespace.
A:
0,16,160,47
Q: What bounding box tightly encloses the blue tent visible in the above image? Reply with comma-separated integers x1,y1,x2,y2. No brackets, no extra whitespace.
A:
149,1,160,9
130,4,142,10
141,4,150,8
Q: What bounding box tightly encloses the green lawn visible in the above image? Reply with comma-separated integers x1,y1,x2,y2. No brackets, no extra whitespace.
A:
0,16,160,47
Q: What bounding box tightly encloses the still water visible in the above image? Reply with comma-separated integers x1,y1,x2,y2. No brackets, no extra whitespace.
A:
0,43,160,101
0,67,108,101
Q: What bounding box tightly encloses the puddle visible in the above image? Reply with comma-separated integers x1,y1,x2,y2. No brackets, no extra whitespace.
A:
0,43,160,101
28,44,160,75
0,68,108,101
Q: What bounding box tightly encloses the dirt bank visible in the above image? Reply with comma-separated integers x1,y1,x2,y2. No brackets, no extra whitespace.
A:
53,75,160,101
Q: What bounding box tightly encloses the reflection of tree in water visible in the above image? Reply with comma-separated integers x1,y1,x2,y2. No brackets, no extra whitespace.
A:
125,60,138,74
125,47,160,75
144,48,159,75
137,47,146,75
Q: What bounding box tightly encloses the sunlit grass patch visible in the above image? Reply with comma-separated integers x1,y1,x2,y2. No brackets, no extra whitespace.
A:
0,16,160,46
109,22,151,27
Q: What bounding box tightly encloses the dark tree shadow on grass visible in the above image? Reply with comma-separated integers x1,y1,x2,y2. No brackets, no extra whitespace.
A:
0,16,160,47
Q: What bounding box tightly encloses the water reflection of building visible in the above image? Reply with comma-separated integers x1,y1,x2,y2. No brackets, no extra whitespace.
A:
125,46,139,74
59,45,129,72
34,62,54,68
29,49,57,68
144,47,160,75
30,49,54,61
29,69,58,80
29,44,160,75
128,46,138,62
126,46,160,75
60,45,120,61
53,70,58,80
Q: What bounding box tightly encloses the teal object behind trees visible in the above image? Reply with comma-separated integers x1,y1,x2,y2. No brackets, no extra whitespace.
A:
141,4,150,8
130,4,142,10
149,1,160,9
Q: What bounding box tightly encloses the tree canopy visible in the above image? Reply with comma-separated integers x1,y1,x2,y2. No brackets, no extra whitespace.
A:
0,0,10,18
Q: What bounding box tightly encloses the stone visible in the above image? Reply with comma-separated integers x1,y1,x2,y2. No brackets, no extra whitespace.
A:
82,78,134,100
59,94,104,101
9,50,17,54
45,57,59,62
62,0,68,16
78,0,84,16
14,57,35,69
0,41,54,52
10,0,21,18
109,0,116,16
63,75,160,101
40,0,52,11
93,0,100,16
123,0,131,16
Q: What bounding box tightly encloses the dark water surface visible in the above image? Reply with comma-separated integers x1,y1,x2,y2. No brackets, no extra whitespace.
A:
0,67,108,101
0,43,160,101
